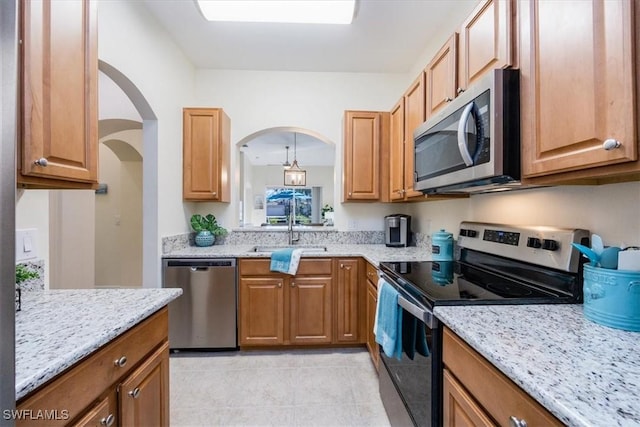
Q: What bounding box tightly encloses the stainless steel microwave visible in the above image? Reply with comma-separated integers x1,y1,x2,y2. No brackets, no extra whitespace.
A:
413,69,520,194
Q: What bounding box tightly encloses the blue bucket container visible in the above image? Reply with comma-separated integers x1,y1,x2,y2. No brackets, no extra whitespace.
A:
583,264,640,332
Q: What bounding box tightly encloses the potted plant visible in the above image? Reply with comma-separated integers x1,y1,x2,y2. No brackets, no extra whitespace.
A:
15,264,39,311
190,214,228,247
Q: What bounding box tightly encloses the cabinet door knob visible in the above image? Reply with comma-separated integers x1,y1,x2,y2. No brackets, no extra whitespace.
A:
212,191,217,196
114,356,127,367
129,387,141,399
444,97,453,102
100,414,115,427
34,158,48,167
456,87,465,95
291,281,295,287
277,282,282,288
509,416,528,427
603,139,621,150
348,192,352,197
340,263,344,269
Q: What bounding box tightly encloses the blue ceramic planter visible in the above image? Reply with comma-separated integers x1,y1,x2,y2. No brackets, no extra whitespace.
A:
194,230,215,247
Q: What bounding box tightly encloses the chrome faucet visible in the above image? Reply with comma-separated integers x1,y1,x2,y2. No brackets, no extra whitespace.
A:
288,199,300,245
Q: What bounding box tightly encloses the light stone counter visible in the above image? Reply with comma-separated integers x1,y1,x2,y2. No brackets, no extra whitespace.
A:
163,243,431,266
15,288,182,400
434,304,640,427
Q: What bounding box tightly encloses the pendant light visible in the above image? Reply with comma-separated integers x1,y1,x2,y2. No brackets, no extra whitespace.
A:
284,133,306,186
282,146,291,169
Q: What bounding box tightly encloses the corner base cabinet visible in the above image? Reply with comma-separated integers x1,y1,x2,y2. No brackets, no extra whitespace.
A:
16,308,170,427
442,327,561,427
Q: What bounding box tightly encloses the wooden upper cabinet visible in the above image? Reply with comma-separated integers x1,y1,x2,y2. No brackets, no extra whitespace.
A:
458,0,514,93
183,108,231,202
403,74,427,199
19,0,98,188
520,0,638,181
426,34,458,120
389,99,406,201
343,111,389,202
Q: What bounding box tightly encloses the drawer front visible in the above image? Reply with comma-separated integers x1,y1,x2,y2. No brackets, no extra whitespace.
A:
239,258,332,276
442,328,562,427
17,308,168,427
365,261,378,285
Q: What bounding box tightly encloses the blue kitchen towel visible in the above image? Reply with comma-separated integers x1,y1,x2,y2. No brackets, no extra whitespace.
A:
374,279,403,360
270,248,303,275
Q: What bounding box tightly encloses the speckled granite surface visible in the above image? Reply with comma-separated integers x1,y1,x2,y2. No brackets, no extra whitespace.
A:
163,243,431,266
434,304,640,427
15,289,182,400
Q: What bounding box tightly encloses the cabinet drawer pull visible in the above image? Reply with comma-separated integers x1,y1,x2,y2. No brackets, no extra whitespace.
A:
100,414,115,427
509,416,528,427
129,387,141,399
603,139,621,150
34,158,48,167
114,356,127,367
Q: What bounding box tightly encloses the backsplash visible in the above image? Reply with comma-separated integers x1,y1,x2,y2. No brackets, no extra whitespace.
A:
162,230,430,254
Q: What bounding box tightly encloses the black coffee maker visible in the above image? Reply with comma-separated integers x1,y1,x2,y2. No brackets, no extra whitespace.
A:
384,214,411,247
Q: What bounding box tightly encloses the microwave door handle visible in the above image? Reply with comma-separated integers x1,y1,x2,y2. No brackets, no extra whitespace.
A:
457,102,475,166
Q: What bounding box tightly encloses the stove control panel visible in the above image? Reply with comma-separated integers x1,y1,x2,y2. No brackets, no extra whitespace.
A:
458,222,589,273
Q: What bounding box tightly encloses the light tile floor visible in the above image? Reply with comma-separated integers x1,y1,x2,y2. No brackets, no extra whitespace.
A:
170,348,391,427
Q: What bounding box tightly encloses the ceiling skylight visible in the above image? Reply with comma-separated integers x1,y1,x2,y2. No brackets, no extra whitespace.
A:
197,0,356,24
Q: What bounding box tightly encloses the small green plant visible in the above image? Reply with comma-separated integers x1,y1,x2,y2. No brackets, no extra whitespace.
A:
190,214,228,236
321,204,334,218
16,264,39,285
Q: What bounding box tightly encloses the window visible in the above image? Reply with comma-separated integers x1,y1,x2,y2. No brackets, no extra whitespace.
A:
265,187,314,225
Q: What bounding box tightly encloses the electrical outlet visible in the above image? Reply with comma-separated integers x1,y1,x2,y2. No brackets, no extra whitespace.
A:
348,220,358,230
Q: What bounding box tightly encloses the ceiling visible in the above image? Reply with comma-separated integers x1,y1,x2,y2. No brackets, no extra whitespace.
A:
140,0,479,73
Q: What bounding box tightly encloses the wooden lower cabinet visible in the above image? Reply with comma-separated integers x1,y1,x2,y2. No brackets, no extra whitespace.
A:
239,276,285,345
118,343,169,427
443,327,562,427
335,258,360,343
365,262,379,370
238,258,333,346
17,308,170,427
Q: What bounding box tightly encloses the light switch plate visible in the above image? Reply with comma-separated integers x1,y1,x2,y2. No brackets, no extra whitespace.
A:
16,228,38,262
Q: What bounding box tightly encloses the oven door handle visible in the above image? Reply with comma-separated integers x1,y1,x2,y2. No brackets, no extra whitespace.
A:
378,272,437,329
397,295,436,329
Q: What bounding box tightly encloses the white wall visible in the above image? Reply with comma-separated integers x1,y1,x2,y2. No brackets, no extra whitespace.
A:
98,0,196,238
95,135,143,288
15,191,49,286
406,182,640,246
193,69,409,230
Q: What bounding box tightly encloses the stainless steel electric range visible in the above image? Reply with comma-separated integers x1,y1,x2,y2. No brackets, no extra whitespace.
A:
377,221,590,427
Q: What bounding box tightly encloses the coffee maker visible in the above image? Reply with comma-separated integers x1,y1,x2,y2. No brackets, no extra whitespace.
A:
384,214,411,247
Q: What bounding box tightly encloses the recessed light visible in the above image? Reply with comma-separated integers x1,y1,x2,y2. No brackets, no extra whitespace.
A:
197,0,356,25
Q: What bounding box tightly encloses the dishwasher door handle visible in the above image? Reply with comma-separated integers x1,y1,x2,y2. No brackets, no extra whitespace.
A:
190,267,209,272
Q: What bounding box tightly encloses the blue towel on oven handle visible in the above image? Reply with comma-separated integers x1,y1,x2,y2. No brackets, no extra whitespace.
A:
374,279,403,360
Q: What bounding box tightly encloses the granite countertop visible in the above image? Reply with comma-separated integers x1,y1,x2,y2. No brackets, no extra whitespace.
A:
434,304,640,427
164,243,430,266
15,288,182,400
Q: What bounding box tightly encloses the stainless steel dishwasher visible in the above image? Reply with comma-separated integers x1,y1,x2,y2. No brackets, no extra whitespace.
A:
162,258,237,350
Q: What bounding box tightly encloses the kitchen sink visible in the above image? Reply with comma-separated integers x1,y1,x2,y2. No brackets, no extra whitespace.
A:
248,246,328,253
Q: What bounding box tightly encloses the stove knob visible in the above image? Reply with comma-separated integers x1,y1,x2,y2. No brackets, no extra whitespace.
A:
542,239,559,251
527,237,542,248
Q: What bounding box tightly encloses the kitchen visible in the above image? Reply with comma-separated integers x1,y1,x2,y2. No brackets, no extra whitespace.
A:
3,0,640,426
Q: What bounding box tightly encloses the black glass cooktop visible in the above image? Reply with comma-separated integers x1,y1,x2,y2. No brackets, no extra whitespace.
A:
379,258,581,309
